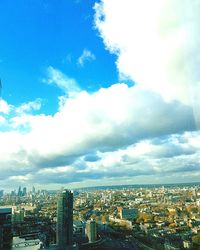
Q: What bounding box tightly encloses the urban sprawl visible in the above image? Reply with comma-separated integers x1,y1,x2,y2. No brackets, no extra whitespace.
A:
0,183,200,249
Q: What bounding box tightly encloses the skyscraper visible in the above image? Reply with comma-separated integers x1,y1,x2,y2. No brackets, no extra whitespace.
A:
22,187,27,196
0,208,12,249
32,186,36,195
57,190,73,250
86,219,97,243
17,186,22,197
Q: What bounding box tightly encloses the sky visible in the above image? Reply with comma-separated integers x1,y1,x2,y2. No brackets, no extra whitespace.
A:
0,0,200,191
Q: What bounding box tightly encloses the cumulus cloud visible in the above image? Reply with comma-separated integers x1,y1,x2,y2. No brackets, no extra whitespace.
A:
77,49,96,67
9,175,30,182
94,0,200,127
45,66,80,95
0,98,44,132
0,77,198,188
0,99,11,114
1,0,200,188
17,83,195,161
3,130,200,187
15,98,42,114
0,116,6,124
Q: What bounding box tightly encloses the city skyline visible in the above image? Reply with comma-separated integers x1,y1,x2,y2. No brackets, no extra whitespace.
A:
1,183,200,249
0,0,200,190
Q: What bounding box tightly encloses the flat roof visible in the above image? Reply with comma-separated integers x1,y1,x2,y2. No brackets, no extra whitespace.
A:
0,208,12,213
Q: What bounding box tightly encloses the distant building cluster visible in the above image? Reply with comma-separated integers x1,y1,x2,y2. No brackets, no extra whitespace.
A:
0,184,200,249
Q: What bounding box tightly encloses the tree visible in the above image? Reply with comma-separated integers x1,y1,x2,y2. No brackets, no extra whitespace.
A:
192,234,200,246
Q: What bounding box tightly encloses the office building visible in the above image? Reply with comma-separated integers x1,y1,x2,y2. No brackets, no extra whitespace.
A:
12,207,25,223
86,219,97,243
22,187,27,197
17,186,22,197
57,190,73,250
0,208,12,249
119,207,138,220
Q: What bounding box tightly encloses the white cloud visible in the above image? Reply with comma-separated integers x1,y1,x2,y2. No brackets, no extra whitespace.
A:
77,49,96,67
22,84,194,159
1,0,200,188
0,77,197,188
9,175,30,182
0,99,11,114
8,130,200,187
0,98,44,131
16,98,42,114
45,66,80,95
94,0,200,127
0,116,6,124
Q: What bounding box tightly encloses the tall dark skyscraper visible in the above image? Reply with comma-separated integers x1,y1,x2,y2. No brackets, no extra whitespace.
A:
57,190,73,250
22,187,27,196
17,186,22,197
0,208,12,249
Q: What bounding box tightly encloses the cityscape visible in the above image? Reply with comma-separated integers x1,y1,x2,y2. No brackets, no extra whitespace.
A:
1,1,200,250
0,183,200,249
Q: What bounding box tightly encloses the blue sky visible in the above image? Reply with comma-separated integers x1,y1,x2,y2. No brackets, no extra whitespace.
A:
0,0,200,191
0,0,117,113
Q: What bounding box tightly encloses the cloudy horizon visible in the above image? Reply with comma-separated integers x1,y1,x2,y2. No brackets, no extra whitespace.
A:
0,0,200,191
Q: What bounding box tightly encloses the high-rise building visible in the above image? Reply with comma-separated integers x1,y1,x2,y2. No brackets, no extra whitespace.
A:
0,208,12,249
12,207,25,223
17,186,22,197
32,186,36,195
57,190,73,250
22,187,27,196
86,219,97,243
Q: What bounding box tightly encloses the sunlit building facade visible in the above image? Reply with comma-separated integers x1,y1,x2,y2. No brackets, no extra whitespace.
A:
57,190,73,250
